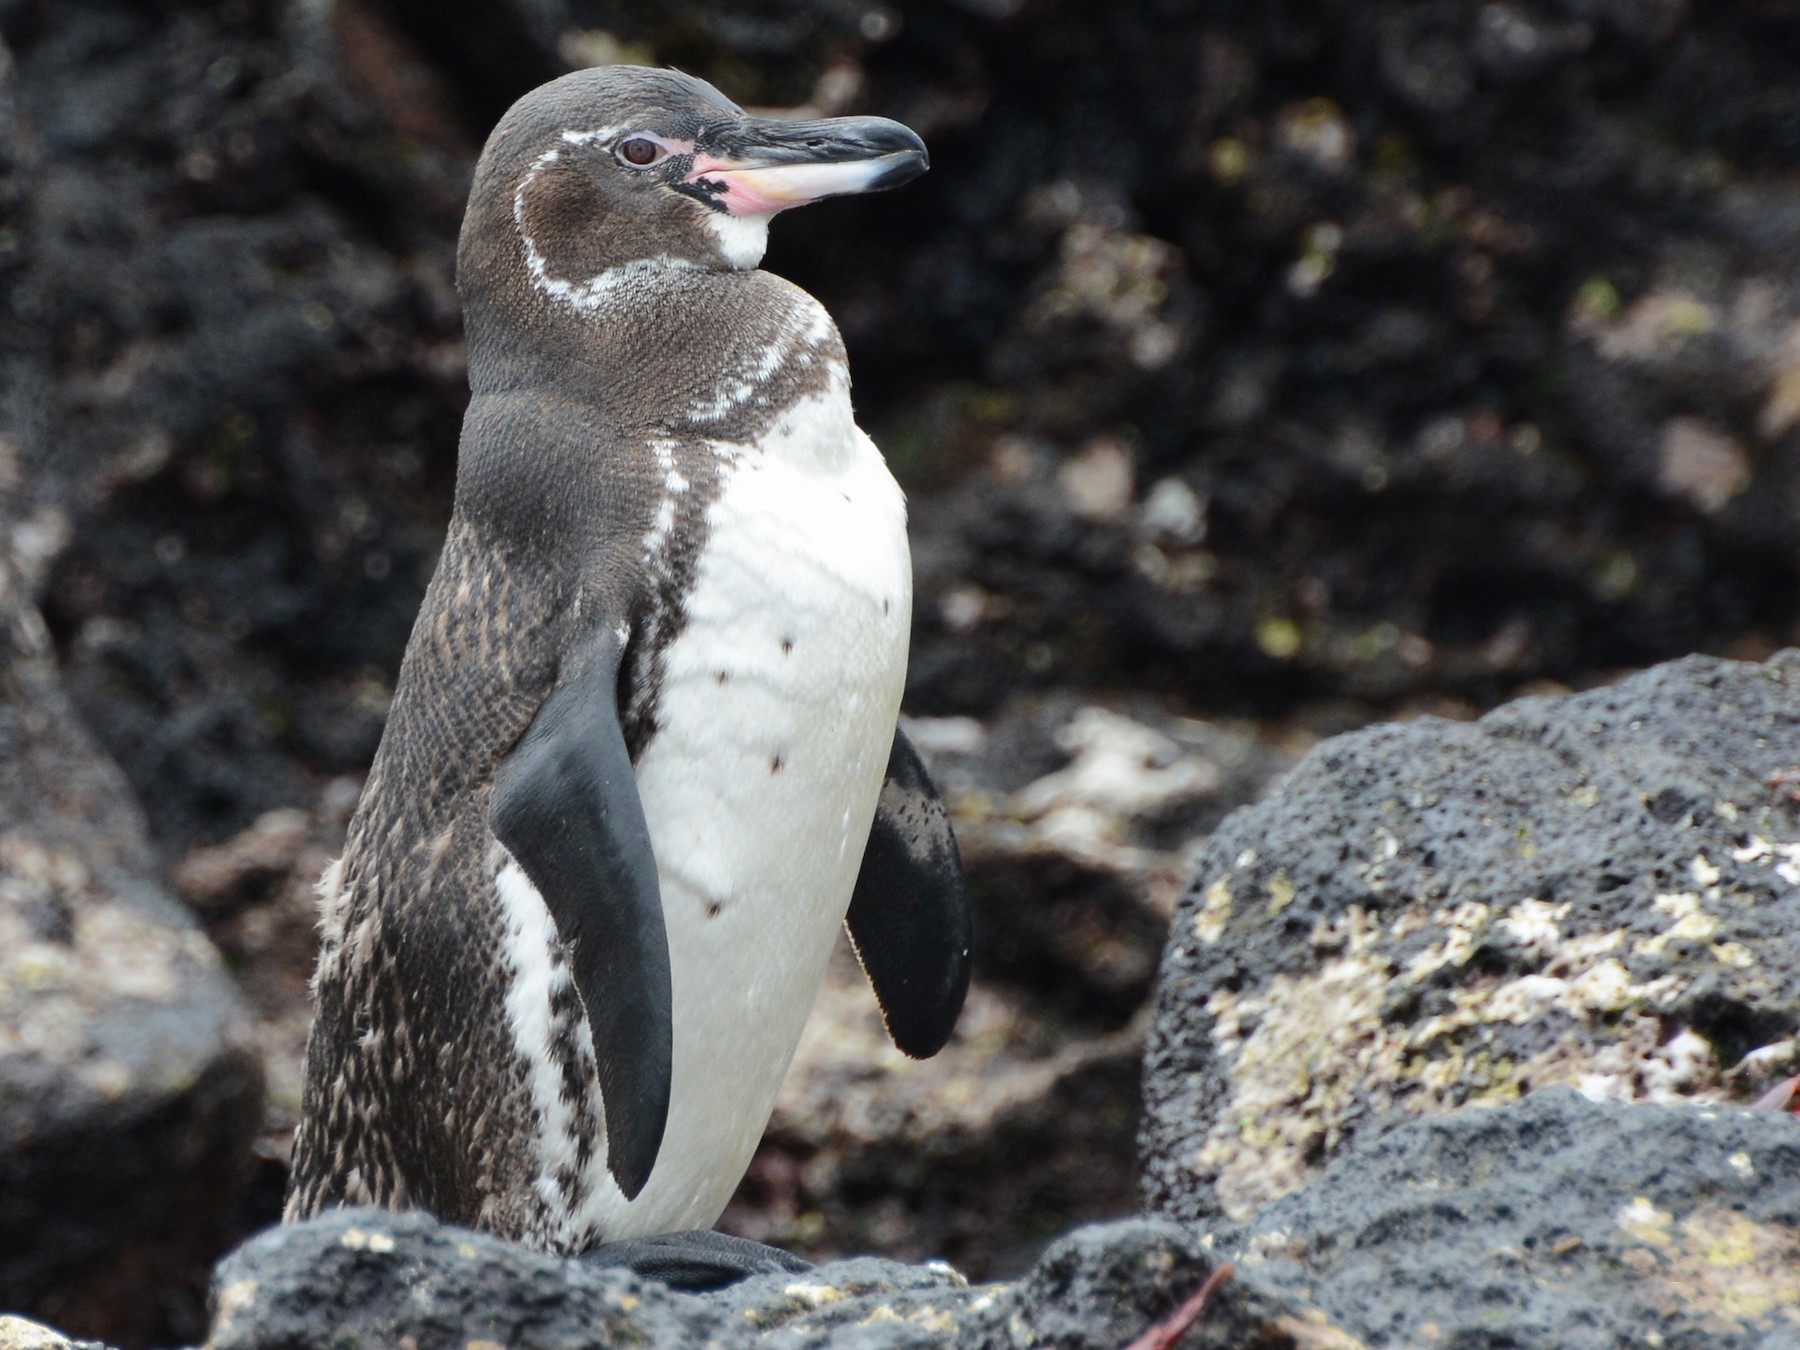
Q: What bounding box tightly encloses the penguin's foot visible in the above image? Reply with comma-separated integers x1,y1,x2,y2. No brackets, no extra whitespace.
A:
582,1229,814,1291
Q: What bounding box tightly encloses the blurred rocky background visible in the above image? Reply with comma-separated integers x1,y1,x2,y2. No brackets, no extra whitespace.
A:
1,0,1798,1344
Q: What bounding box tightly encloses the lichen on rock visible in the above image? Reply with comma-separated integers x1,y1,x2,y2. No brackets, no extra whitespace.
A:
1143,651,1800,1224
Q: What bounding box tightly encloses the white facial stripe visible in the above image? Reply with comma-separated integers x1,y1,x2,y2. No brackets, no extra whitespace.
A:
559,124,631,147
704,211,770,270
513,145,699,312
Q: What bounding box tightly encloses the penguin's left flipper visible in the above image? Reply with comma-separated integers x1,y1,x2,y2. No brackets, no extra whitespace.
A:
490,623,671,1203
846,726,973,1058
582,1230,813,1292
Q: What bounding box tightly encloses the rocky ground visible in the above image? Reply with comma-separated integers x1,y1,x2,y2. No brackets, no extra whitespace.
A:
1,0,1798,1346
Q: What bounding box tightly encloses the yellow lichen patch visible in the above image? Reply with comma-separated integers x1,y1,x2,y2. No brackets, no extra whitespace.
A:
1194,876,1233,942
1530,1020,1681,1103
908,1308,958,1333
1777,843,1800,887
1480,976,1570,1026
1563,955,1681,1016
1733,837,1771,863
1636,893,1721,955
207,1281,259,1338
1403,902,1490,981
1616,1196,1675,1248
1496,898,1570,952
1266,870,1297,915
1185,821,1789,1212
1309,904,1384,955
783,1283,845,1309
1191,881,1733,1215
1711,942,1755,969
1630,1206,1800,1331
1271,1312,1373,1349
0,1317,78,1350
1197,943,1394,1217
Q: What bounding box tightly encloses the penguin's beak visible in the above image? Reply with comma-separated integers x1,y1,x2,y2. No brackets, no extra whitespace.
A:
686,115,928,217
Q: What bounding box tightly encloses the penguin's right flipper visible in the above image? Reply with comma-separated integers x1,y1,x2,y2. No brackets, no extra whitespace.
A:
490,623,670,1201
846,726,972,1059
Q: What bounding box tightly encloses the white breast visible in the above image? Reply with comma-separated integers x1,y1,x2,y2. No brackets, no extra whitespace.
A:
512,373,912,1244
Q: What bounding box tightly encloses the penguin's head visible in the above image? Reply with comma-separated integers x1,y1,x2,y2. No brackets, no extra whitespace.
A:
461,65,927,309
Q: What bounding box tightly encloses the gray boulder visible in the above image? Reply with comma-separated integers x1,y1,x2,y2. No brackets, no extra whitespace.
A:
0,1316,109,1350
0,542,265,1348
1142,650,1800,1224
0,389,263,1348
1222,1086,1800,1349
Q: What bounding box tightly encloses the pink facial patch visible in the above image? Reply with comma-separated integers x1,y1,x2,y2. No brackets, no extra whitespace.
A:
684,154,902,217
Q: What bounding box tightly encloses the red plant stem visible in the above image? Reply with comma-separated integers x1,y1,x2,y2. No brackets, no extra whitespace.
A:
1751,1074,1799,1113
1121,1262,1237,1350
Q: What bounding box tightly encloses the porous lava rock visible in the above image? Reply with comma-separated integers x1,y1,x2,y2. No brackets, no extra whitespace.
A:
1142,650,1800,1224
1222,1087,1800,1349
0,31,264,1345
204,1206,1329,1350
0,553,263,1344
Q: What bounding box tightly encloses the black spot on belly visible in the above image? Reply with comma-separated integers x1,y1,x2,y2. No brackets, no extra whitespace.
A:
715,670,731,685
771,752,785,774
780,636,793,655
707,900,722,919
882,598,890,616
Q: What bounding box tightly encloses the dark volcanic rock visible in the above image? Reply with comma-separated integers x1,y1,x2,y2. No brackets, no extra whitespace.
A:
0,32,264,1346
205,1097,1800,1349
849,0,1800,715
207,1207,1327,1350
1225,1087,1800,1349
205,1208,712,1350
0,557,263,1343
1141,650,1800,1225
1,0,470,854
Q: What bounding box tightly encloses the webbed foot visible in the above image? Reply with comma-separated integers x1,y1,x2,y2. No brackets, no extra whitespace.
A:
582,1229,814,1291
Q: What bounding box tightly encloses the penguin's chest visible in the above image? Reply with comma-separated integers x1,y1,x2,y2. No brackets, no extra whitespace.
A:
590,399,911,1236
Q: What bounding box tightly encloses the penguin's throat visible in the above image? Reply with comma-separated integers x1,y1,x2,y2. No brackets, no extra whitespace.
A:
703,211,770,270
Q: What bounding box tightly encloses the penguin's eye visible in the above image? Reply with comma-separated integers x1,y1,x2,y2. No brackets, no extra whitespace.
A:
617,137,667,168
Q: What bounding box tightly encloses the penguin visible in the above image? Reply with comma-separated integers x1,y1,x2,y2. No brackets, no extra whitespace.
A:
283,66,970,1288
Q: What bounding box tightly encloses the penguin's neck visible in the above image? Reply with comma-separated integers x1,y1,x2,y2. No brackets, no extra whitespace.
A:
465,266,849,446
